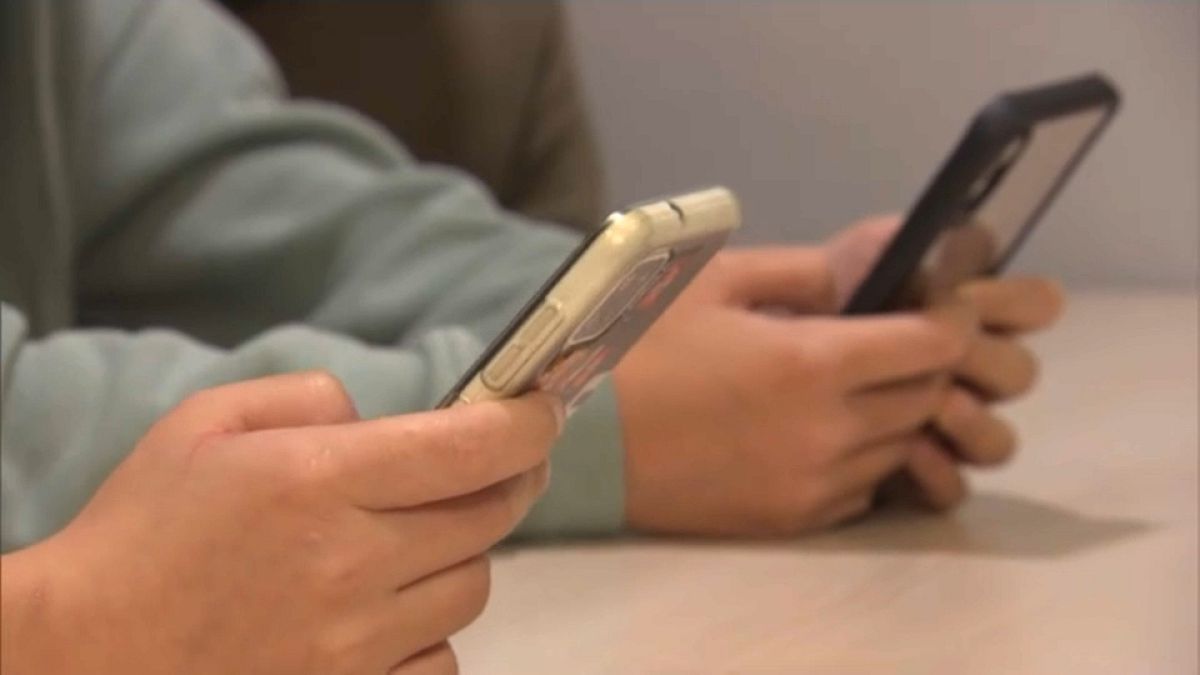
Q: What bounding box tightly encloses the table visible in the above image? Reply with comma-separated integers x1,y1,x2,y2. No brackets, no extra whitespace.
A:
455,291,1199,674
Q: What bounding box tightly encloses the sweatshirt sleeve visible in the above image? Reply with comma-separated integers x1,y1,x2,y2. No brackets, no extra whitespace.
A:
0,0,625,552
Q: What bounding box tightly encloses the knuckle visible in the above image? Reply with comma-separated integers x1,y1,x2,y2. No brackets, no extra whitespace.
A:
172,387,224,420
279,436,340,490
794,358,846,402
774,338,821,382
311,625,365,672
187,426,235,458
313,547,372,600
806,339,847,382
301,370,356,416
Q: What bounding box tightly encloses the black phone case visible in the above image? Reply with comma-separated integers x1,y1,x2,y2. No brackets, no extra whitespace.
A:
843,74,1120,315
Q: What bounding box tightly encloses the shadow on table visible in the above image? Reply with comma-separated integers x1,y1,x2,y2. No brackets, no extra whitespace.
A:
796,491,1155,559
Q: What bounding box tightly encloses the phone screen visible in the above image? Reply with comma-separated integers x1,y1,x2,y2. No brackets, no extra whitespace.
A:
903,107,1111,304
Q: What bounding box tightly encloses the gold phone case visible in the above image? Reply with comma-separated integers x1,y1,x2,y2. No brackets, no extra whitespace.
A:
439,187,741,414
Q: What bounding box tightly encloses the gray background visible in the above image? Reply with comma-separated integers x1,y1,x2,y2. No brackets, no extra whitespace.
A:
567,1,1199,288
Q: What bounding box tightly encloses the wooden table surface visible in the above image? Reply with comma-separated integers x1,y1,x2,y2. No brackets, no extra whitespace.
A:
455,291,1199,674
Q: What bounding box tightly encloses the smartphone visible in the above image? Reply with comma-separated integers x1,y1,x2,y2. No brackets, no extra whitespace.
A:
438,187,742,414
843,73,1120,314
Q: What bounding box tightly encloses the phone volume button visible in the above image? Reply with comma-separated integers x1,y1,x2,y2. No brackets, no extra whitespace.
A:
520,302,563,346
482,302,563,392
482,343,526,390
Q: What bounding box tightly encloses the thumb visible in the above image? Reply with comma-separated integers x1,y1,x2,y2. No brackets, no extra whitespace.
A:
720,246,838,313
826,215,903,309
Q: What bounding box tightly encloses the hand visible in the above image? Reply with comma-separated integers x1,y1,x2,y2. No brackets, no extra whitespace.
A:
901,276,1065,508
614,246,978,536
1,371,562,675
823,215,1065,510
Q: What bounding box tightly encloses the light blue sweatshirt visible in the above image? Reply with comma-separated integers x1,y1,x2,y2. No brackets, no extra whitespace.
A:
0,0,625,552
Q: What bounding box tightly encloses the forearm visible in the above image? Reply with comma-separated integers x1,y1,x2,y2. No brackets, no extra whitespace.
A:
50,0,578,349
8,0,629,550
3,301,627,550
1,303,479,550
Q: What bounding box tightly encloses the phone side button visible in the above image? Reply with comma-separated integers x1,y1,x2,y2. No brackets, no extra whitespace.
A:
482,343,525,390
518,302,563,346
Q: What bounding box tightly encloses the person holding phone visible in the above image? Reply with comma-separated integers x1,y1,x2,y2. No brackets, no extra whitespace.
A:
2,0,1063,670
227,0,1070,531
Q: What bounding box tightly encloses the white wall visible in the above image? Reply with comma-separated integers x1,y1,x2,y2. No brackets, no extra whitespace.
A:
568,1,1199,288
